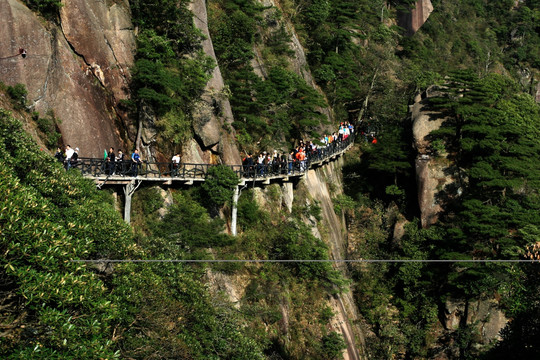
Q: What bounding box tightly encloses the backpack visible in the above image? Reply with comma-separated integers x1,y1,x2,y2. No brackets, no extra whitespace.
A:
70,152,79,165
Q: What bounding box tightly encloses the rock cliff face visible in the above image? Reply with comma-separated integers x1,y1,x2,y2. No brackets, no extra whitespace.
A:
304,160,366,360
397,0,434,36
0,0,134,156
0,0,241,163
250,0,334,134
434,298,508,358
187,0,241,165
410,88,458,228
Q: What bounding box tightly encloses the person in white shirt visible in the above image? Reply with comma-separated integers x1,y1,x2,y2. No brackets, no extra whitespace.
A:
65,145,74,170
171,153,181,176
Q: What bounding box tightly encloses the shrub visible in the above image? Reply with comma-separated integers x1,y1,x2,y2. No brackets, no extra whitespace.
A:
23,0,62,20
320,332,347,359
7,83,27,110
201,165,239,208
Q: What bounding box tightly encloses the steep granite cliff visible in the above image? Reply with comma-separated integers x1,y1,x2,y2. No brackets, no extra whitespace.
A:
187,0,241,165
0,0,134,156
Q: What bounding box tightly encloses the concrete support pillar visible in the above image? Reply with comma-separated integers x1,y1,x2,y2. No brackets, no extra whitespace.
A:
231,185,239,236
123,180,138,224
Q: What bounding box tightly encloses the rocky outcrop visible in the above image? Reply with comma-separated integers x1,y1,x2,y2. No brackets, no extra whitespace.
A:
397,0,434,36
411,88,458,228
188,0,241,165
435,298,508,358
303,160,366,360
0,0,135,156
60,0,134,101
252,0,334,133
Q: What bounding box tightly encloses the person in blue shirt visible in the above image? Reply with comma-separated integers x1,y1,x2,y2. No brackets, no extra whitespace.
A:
131,149,141,176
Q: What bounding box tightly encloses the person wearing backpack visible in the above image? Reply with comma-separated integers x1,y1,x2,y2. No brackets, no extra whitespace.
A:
131,149,141,176
70,147,79,168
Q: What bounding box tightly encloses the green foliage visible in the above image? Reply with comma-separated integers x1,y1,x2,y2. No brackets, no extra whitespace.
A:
237,189,266,230
333,194,356,214
130,0,215,149
22,0,62,20
0,108,135,357
273,220,347,291
32,110,62,149
320,332,347,359
344,124,415,210
152,191,234,249
485,264,540,360
429,72,540,265
6,84,28,110
201,165,239,208
209,0,328,147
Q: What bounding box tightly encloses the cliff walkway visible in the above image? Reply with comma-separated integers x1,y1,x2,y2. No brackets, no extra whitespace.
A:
81,134,355,187
82,134,355,225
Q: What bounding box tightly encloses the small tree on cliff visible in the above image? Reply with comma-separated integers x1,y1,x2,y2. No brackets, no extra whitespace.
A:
201,165,239,211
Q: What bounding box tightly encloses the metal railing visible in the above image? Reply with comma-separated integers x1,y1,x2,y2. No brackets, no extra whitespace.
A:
78,133,355,181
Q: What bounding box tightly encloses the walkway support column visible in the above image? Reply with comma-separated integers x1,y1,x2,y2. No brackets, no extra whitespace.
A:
231,185,239,236
123,180,141,224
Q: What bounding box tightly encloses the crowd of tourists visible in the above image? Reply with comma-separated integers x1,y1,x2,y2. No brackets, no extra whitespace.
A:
241,122,355,177
102,148,144,176
54,121,361,178
54,145,79,170
55,145,145,176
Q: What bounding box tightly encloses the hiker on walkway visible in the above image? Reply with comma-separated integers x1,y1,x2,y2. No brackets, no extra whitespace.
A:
70,147,79,168
171,153,181,176
65,145,74,170
296,147,306,172
54,147,64,164
116,150,125,175
257,152,265,176
106,147,116,175
288,151,294,174
131,149,141,176
242,153,254,177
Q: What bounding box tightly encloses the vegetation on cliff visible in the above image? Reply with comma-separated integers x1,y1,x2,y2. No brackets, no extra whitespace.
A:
0,107,266,358
208,0,328,150
130,0,216,152
0,103,347,358
8,0,540,358
333,1,540,357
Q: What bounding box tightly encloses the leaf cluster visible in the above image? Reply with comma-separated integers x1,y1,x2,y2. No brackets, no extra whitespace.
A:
22,0,62,21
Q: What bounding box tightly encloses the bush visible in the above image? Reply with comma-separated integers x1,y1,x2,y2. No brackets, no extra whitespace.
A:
23,0,62,20
320,332,347,359
7,83,27,110
201,165,239,208
32,110,62,149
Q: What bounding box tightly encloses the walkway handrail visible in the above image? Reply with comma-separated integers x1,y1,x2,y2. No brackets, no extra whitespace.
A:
79,133,355,181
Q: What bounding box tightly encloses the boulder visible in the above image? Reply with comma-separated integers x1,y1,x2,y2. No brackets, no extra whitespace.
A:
397,0,434,36
443,298,508,344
